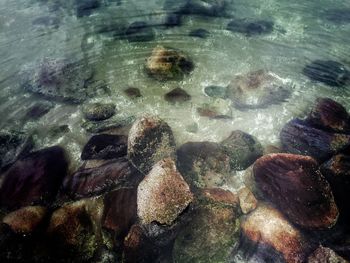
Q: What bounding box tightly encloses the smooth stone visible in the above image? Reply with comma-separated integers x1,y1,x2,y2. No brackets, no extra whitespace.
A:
123,87,142,99
0,146,68,210
227,19,274,36
81,134,127,160
226,70,291,110
173,0,232,17
163,13,182,27
24,101,54,120
308,246,348,263
220,130,263,170
145,46,194,81
83,103,116,121
62,158,143,199
254,153,339,229
280,118,350,162
164,87,191,103
196,106,220,118
127,115,176,174
75,0,101,17
124,21,155,42
204,85,227,98
177,141,231,188
185,123,198,133
238,187,258,214
2,206,47,234
82,115,135,133
189,28,210,38
306,98,350,133
137,158,193,225
303,60,350,87
241,204,312,263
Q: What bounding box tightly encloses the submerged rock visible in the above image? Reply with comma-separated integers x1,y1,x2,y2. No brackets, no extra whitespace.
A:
83,103,116,121
75,0,101,17
123,87,142,99
124,21,155,42
323,9,350,24
164,87,191,103
280,118,350,161
82,115,135,134
238,187,258,214
241,204,312,263
163,13,183,27
221,130,263,170
24,101,54,120
177,141,231,188
204,85,227,99
254,153,339,229
0,146,68,210
127,115,176,174
145,46,194,81
226,70,291,110
308,246,348,263
81,134,127,160
189,28,210,38
227,19,274,36
21,58,94,103
303,60,350,87
137,158,193,225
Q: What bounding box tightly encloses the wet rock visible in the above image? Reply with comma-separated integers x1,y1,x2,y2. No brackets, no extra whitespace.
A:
227,70,291,110
127,115,176,174
76,0,101,17
24,101,54,120
0,130,34,171
63,158,143,199
83,103,116,121
280,118,350,161
199,187,239,208
173,188,240,263
166,0,232,17
177,141,231,188
241,204,312,263
145,46,194,81
227,19,274,36
303,60,350,87
306,98,350,133
189,28,210,38
124,21,155,42
323,9,350,24
48,124,70,138
137,158,193,225
253,153,339,229
81,134,127,160
82,115,135,134
204,85,227,98
0,146,68,210
185,123,198,133
123,87,142,99
264,144,283,154
221,130,263,170
2,206,47,234
196,106,220,118
308,246,348,263
163,13,182,27
164,87,191,103
21,58,93,103
238,187,258,214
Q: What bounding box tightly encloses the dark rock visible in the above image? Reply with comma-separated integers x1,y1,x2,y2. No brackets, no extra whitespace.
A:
204,85,227,98
323,9,350,24
164,87,191,103
168,0,232,17
127,116,176,174
81,134,127,160
177,141,231,188
32,16,60,28
303,60,350,87
145,46,194,81
220,130,263,170
82,115,135,134
253,153,339,229
280,118,350,162
62,158,143,199
123,87,142,99
124,21,155,42
241,204,312,263
163,13,182,27
24,101,54,120
137,158,193,225
0,130,34,171
21,58,93,103
189,28,210,38
76,0,101,17
0,146,68,210
83,103,116,121
308,246,348,263
196,106,220,118
227,19,274,36
227,70,291,110
306,98,350,133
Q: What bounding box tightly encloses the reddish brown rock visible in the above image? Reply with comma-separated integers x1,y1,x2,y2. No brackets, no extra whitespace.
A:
164,87,191,103
254,153,339,229
199,188,239,208
137,158,193,225
238,187,258,214
2,206,47,234
308,246,348,263
241,204,312,263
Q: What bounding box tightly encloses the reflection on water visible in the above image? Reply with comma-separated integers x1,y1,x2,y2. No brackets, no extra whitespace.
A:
0,0,350,262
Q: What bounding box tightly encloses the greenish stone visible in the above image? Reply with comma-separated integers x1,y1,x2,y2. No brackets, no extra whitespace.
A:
204,85,227,99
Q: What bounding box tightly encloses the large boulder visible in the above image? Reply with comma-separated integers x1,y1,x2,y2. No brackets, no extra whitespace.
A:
253,153,339,229
0,146,68,210
226,70,291,110
127,116,176,174
137,158,193,225
280,118,350,162
145,46,194,81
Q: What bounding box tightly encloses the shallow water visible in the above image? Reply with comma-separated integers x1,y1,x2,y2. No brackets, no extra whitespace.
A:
0,0,350,261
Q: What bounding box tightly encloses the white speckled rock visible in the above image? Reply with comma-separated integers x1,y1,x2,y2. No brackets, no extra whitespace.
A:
137,158,193,225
